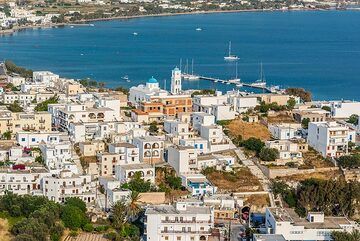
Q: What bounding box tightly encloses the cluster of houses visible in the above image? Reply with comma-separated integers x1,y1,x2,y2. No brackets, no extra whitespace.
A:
0,62,359,241
0,2,60,29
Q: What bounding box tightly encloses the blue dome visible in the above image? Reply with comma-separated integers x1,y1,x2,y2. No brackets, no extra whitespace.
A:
147,77,158,83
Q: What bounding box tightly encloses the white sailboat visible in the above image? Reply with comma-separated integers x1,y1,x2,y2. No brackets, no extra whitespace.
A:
224,41,240,61
252,62,267,87
228,62,241,84
188,59,200,80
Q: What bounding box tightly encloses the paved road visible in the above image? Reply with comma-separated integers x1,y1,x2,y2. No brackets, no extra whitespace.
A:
235,148,275,207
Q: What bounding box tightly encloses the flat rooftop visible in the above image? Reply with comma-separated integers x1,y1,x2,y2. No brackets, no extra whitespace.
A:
253,234,286,241
145,204,211,215
268,208,352,229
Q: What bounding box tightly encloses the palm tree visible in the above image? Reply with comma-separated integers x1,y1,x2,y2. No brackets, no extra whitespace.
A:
127,191,141,221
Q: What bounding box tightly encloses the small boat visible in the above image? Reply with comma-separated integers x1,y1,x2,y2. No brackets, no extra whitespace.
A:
70,26,74,28
133,32,138,36
214,80,219,83
90,24,95,27
196,27,202,31
236,83,243,87
224,41,240,61
187,59,199,80
226,82,231,85
122,75,129,81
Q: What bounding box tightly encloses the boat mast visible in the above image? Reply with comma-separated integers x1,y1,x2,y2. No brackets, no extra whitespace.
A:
191,59,194,75
228,41,231,56
235,62,238,79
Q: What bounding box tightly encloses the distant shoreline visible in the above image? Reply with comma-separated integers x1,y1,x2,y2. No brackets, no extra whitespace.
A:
0,8,326,35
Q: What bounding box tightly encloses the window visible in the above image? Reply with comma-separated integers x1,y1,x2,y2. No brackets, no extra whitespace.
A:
177,236,181,240
165,237,169,241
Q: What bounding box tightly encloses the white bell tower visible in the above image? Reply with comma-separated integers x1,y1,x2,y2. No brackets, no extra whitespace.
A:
170,67,182,95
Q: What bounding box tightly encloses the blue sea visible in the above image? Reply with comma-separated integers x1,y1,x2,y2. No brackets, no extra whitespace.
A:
0,11,359,100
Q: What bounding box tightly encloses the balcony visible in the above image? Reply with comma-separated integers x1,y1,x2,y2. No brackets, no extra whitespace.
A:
161,219,211,224
160,230,211,234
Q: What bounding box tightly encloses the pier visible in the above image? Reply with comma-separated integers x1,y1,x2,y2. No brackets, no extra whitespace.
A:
184,74,273,93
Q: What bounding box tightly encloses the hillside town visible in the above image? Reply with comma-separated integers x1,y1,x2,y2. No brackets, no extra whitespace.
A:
1,0,358,33
0,60,359,241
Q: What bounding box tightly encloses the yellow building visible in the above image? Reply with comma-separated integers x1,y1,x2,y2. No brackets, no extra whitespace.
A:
0,110,52,134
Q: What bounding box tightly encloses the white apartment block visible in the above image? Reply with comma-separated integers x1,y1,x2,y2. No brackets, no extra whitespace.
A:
330,101,360,118
192,92,227,112
167,146,198,174
265,208,357,241
33,71,59,85
16,131,68,148
179,138,208,154
0,167,50,195
145,201,214,241
133,136,164,164
164,120,193,144
269,123,302,140
201,104,236,121
308,121,352,158
232,96,258,113
39,140,77,174
265,140,307,164
115,163,155,184
108,143,140,164
200,125,230,152
42,170,96,203
191,112,215,132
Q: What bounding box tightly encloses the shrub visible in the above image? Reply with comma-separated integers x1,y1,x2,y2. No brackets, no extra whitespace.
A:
83,223,94,232
241,137,265,154
259,148,279,162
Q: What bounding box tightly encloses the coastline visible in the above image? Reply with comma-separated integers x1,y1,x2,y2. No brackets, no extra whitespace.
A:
0,8,323,35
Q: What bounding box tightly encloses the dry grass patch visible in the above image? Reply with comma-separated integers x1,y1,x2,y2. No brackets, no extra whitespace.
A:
302,148,335,168
205,167,262,192
278,170,342,182
227,119,270,141
244,194,270,209
0,218,12,241
267,112,296,124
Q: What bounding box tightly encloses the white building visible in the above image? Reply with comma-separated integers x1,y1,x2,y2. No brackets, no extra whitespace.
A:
232,96,258,113
192,112,215,132
42,170,96,203
330,101,360,118
200,125,230,152
308,121,352,158
16,131,68,148
192,92,228,112
115,163,155,184
265,208,357,241
33,71,59,86
167,146,198,174
181,173,217,196
145,201,214,241
179,138,208,154
108,143,140,164
133,136,164,164
0,167,50,195
129,77,168,105
268,123,302,140
170,67,182,95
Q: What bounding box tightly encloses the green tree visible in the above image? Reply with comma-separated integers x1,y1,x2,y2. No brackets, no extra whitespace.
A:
111,201,128,231
321,106,331,112
149,122,159,134
259,147,279,162
127,191,141,219
347,114,359,125
332,230,360,241
337,154,360,169
287,97,296,110
5,60,33,79
61,205,88,230
121,172,152,193
65,197,87,213
34,96,58,111
83,223,94,232
8,100,23,112
301,118,310,129
165,175,182,190
2,130,12,140
241,137,265,154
